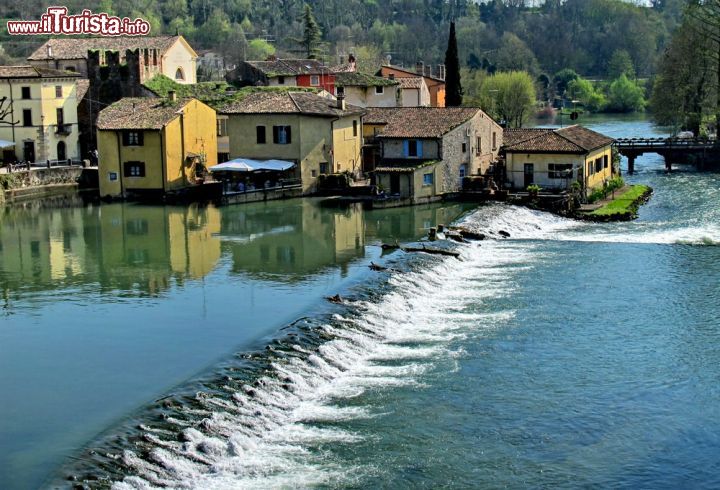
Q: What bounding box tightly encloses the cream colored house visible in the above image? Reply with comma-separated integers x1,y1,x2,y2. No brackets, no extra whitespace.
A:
217,91,365,193
28,36,197,84
369,107,502,204
397,77,431,107
335,72,400,108
0,65,81,163
502,125,615,195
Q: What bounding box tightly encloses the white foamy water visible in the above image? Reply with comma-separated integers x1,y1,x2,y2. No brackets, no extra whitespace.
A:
111,220,535,489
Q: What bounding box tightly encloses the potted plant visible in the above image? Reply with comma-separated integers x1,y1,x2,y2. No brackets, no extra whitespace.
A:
527,184,541,198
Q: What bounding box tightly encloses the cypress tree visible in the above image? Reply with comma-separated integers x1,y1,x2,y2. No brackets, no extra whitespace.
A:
300,4,322,59
444,21,463,106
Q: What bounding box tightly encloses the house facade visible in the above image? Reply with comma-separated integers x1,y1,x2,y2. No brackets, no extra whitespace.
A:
379,64,446,107
502,125,615,194
27,36,197,84
217,91,364,193
229,59,336,95
96,95,217,198
0,66,81,163
369,107,502,204
335,72,400,108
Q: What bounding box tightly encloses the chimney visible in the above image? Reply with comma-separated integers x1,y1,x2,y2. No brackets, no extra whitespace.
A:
438,64,446,81
168,90,177,102
416,61,424,76
47,44,53,57
348,53,356,71
337,93,346,111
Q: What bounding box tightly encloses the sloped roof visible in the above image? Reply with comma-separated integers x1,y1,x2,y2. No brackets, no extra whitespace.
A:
28,36,182,61
330,62,356,73
218,91,364,117
75,79,90,101
335,72,398,87
397,77,425,89
379,64,446,84
96,97,193,130
366,107,484,139
246,59,329,77
0,65,80,79
503,125,614,153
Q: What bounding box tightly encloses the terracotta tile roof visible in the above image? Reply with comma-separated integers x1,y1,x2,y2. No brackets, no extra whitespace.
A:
28,36,182,61
246,59,329,77
397,77,424,89
218,91,365,117
379,64,446,84
0,65,80,79
75,79,90,101
335,72,398,87
330,62,356,73
96,97,192,130
503,125,614,153
366,107,484,138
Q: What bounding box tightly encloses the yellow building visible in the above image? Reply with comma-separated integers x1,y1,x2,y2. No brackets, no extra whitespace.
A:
0,66,81,163
217,91,365,193
28,36,198,85
503,125,615,195
96,95,218,199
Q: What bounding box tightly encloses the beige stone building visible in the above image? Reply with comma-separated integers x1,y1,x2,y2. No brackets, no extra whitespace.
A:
28,36,197,84
216,91,365,193
368,107,502,204
334,72,400,108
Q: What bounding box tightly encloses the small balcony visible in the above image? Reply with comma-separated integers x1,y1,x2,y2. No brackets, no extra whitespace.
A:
55,124,72,136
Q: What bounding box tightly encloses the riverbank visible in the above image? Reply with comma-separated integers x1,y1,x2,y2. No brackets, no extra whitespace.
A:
0,167,98,205
578,184,653,221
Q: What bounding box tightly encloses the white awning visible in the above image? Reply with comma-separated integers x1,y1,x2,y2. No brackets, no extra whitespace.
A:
210,158,295,172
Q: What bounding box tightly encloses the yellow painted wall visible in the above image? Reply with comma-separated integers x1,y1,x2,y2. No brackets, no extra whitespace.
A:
0,77,79,162
331,115,363,173
585,146,613,190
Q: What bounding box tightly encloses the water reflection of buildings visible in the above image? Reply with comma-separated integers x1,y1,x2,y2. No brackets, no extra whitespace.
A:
220,200,366,279
0,203,222,298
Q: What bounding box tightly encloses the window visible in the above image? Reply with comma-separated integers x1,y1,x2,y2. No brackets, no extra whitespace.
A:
423,173,434,186
175,67,184,80
217,118,227,137
310,75,320,86
603,155,609,169
256,126,266,144
65,66,76,72
56,108,64,126
492,132,497,151
320,162,328,174
476,136,482,155
55,85,62,98
273,125,291,144
588,160,594,175
122,131,143,146
548,163,573,179
22,109,32,127
278,76,285,85
375,85,384,94
462,142,467,153
123,161,146,177
144,50,149,66
595,157,603,173
21,86,30,99
311,169,317,177
336,86,344,96
353,120,358,137
408,140,418,157
153,50,158,66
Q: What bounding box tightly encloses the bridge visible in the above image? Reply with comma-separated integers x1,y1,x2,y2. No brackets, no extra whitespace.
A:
615,137,720,174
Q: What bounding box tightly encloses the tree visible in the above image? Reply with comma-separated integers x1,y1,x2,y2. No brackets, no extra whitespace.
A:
606,74,645,113
494,32,539,75
567,77,606,112
445,21,463,106
297,4,323,59
247,39,276,60
480,71,536,128
607,49,635,80
553,68,579,97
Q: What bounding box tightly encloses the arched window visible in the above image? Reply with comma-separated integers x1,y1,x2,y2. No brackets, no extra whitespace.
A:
175,67,185,81
57,141,66,161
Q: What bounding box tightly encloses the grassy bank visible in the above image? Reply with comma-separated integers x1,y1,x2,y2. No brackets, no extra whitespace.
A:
584,184,652,221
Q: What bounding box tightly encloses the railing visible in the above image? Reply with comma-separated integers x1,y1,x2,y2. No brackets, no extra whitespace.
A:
222,178,302,195
616,137,720,150
55,124,72,135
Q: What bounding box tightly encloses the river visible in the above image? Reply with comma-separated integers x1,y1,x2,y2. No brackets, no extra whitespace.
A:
2,113,720,488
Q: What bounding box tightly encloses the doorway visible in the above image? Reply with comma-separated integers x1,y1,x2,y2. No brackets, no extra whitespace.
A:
23,141,35,163
459,164,467,187
523,163,534,188
390,174,400,195
57,141,66,161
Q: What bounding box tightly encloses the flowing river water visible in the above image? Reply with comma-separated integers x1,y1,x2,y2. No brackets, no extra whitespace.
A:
2,114,720,488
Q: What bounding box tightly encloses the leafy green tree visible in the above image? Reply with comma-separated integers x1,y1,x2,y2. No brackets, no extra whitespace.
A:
567,77,606,112
480,71,537,128
494,32,539,75
553,68,579,97
606,74,646,113
247,39,276,60
607,49,635,80
445,21,463,106
297,4,323,59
